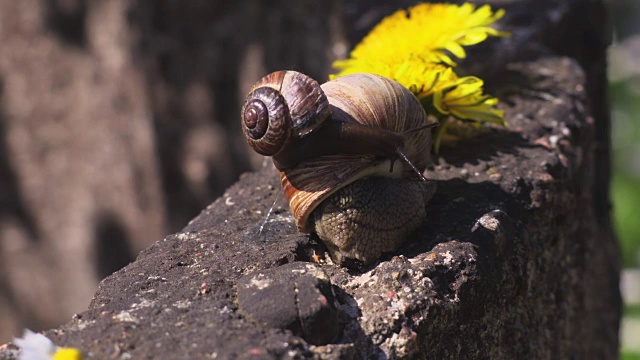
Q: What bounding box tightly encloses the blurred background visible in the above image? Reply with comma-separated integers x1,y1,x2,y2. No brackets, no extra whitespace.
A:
0,0,635,355
608,0,640,357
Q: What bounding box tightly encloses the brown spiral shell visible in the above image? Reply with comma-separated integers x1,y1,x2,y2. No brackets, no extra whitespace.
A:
280,73,433,232
241,71,331,158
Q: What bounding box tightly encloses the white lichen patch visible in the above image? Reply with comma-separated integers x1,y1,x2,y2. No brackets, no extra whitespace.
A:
248,274,272,290
173,300,191,309
131,299,155,309
472,211,501,232
266,214,295,224
219,306,233,315
442,251,454,266
347,271,379,289
68,318,93,331
382,327,418,358
289,263,330,281
176,232,197,241
113,310,140,323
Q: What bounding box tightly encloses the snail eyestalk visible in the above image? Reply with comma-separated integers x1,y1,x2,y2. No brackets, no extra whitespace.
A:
392,121,436,180
401,121,439,135
396,148,427,182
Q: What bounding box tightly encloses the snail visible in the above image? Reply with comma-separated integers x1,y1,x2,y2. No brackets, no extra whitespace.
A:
241,70,436,265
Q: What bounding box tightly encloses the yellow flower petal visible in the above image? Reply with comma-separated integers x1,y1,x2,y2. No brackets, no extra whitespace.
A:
444,42,466,59
426,75,505,125
54,347,83,360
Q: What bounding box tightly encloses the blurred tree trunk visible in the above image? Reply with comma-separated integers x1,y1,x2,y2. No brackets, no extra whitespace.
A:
0,0,168,340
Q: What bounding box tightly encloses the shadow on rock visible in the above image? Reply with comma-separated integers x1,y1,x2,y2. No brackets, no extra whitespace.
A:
402,178,524,261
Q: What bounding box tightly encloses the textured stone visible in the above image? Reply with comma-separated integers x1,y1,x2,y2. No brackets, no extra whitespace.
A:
237,262,340,345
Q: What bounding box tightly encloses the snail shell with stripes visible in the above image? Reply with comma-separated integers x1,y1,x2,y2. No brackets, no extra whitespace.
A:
242,71,436,265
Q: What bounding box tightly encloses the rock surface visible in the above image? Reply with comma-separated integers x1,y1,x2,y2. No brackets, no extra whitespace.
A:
236,262,340,346
0,0,620,359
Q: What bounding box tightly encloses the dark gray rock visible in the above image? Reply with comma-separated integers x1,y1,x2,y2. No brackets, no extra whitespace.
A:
237,262,340,345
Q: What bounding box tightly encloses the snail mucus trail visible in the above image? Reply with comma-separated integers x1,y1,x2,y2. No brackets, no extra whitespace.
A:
242,70,436,265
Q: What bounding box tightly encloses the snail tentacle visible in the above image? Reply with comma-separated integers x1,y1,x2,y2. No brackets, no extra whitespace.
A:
396,149,427,182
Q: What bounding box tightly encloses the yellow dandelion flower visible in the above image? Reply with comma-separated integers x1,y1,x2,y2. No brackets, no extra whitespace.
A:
333,2,507,74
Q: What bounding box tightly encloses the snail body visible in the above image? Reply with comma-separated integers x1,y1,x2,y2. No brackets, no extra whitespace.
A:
242,71,436,264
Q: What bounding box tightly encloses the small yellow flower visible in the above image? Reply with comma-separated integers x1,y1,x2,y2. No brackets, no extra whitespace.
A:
14,329,83,360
